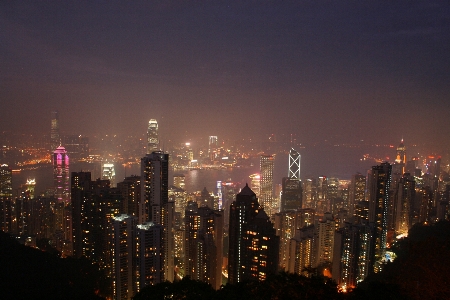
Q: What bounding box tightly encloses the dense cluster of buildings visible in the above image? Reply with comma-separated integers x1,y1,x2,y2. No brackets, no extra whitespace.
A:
1,116,450,299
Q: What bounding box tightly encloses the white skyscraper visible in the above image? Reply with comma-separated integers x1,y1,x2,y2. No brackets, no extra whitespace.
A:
147,119,159,153
288,148,301,179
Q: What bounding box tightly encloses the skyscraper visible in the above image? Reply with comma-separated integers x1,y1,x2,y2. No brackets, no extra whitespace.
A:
349,173,366,216
184,202,223,289
141,151,174,282
147,119,159,153
367,162,392,262
53,146,71,255
260,155,275,215
228,184,279,284
208,136,218,161
50,111,60,151
110,214,137,300
288,148,301,179
280,177,302,212
0,164,12,233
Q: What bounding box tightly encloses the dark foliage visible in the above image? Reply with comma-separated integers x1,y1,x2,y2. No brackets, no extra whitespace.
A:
0,231,104,300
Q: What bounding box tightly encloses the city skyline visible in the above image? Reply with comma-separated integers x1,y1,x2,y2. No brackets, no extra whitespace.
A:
1,2,449,152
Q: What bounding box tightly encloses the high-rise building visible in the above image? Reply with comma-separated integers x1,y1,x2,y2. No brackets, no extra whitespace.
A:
288,225,315,276
260,155,275,215
184,202,223,289
208,136,218,161
228,184,279,284
136,222,164,289
147,119,159,153
280,177,302,212
332,222,374,291
349,173,366,216
394,173,415,236
117,176,141,219
367,162,392,262
0,164,12,233
141,151,174,282
102,163,116,187
315,212,335,267
53,146,71,255
288,148,301,179
50,111,60,151
110,214,137,300
395,139,406,164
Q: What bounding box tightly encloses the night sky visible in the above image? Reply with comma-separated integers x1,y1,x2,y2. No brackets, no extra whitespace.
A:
1,1,450,150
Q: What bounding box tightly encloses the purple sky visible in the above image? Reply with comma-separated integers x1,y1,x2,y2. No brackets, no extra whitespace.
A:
1,1,449,152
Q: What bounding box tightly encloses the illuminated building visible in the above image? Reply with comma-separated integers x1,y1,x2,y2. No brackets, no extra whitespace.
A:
316,176,328,214
208,136,218,161
24,178,36,199
228,184,279,284
349,173,366,216
332,222,374,290
136,222,164,289
288,225,315,276
280,177,302,212
0,164,12,233
53,146,71,255
274,211,297,271
367,162,391,261
394,173,415,235
141,151,174,282
249,173,260,196
184,202,223,289
147,119,159,153
394,139,406,174
173,174,185,190
102,163,116,187
110,214,137,300
50,110,60,151
117,176,141,219
72,173,122,270
315,212,335,267
419,186,433,224
260,155,275,215
303,178,316,209
288,148,301,179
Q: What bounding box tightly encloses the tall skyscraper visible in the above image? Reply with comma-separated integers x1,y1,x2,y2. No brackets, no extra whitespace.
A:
208,136,218,161
51,111,60,151
228,184,279,284
110,214,137,300
147,119,159,153
102,163,116,187
0,164,12,233
280,177,302,212
53,146,71,255
260,155,275,215
367,162,392,262
288,148,301,179
141,151,174,282
349,173,366,216
184,202,223,289
395,139,406,164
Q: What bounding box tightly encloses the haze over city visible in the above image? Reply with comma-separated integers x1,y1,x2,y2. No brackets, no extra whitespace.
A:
1,1,449,154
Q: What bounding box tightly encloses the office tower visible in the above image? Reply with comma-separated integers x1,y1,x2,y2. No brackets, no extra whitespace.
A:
136,222,164,289
102,163,116,187
198,187,214,209
117,176,141,219
147,119,159,153
367,162,392,262
315,212,335,267
280,177,302,212
249,173,260,196
184,202,223,289
395,139,406,164
394,173,415,236
274,211,298,271
332,222,374,291
24,178,36,199
349,173,366,216
228,184,279,284
0,164,12,233
288,148,301,179
50,111,60,151
419,186,433,224
110,214,137,300
288,225,315,276
303,178,316,209
208,136,218,161
53,146,71,255
260,155,275,215
141,151,174,282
